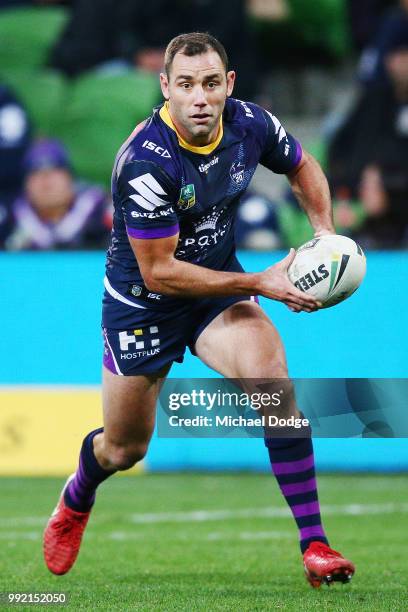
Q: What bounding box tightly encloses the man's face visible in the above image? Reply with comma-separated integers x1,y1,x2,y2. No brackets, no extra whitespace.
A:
385,49,408,88
26,168,73,214
160,50,235,145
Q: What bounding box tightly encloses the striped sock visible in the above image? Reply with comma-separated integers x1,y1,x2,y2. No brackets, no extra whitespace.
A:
64,427,116,513
266,436,328,553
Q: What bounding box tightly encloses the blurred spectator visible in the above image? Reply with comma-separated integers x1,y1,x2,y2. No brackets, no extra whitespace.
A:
2,139,112,250
0,84,31,199
328,41,408,248
247,0,290,22
352,165,399,248
48,0,124,76
347,0,394,52
48,0,256,98
358,0,408,86
235,192,282,250
0,195,13,246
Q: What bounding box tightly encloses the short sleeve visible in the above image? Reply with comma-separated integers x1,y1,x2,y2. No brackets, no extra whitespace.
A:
118,159,179,239
259,109,303,174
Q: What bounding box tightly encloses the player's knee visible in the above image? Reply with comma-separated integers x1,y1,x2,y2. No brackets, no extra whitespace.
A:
272,361,289,378
105,442,148,471
253,359,288,379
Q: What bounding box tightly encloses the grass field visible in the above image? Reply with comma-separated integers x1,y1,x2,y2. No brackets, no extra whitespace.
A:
1,473,408,611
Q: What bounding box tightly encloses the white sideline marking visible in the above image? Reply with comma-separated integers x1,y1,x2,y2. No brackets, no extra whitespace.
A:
0,529,292,542
0,531,40,541
107,530,291,542
108,531,143,541
130,508,291,523
2,502,408,533
206,531,292,541
0,517,47,527
129,502,408,524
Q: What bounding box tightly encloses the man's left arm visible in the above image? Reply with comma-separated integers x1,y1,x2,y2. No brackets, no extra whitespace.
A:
253,104,335,238
287,150,335,237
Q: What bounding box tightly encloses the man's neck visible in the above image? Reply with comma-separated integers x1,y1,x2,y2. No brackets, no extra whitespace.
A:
160,102,223,154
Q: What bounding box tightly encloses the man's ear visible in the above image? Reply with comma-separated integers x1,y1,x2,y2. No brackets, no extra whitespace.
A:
226,70,236,97
160,73,170,100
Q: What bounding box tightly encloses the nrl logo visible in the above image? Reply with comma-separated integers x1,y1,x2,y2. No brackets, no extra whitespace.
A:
230,160,245,185
177,183,196,210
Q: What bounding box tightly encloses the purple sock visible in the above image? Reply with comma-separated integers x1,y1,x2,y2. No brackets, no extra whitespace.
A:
64,427,115,513
265,435,328,553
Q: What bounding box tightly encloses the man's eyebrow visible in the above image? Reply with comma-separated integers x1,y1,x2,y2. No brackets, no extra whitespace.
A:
202,73,223,81
175,72,223,81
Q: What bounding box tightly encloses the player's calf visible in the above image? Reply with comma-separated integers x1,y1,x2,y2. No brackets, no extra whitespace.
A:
64,428,116,513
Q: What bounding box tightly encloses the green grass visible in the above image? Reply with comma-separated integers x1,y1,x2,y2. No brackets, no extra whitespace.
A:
1,474,408,611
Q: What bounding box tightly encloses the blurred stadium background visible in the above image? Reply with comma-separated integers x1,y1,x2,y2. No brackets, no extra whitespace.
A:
1,1,408,607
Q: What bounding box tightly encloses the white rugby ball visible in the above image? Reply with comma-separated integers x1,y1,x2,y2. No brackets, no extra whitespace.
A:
288,234,366,308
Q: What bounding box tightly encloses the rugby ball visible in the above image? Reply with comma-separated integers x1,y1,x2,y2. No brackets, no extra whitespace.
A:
288,235,366,308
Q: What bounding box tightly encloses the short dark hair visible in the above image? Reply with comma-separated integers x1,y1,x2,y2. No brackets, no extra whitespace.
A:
164,32,229,76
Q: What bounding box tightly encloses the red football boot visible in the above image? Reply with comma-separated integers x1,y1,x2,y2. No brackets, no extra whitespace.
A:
303,541,355,588
43,475,92,575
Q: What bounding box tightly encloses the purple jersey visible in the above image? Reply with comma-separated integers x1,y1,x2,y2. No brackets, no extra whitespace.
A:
105,98,302,309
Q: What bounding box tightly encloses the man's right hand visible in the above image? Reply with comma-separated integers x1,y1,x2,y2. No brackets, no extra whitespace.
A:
257,249,321,313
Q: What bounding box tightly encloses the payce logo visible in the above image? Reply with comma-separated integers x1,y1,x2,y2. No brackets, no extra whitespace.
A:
178,206,230,252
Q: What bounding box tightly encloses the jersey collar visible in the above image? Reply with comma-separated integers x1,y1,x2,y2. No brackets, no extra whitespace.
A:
159,102,223,155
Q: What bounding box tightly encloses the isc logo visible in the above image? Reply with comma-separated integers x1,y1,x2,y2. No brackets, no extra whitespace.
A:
142,140,171,158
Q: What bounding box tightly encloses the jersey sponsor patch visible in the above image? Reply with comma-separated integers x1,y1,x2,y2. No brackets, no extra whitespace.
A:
119,326,160,352
198,157,219,173
177,184,196,210
130,206,175,219
128,173,169,212
142,139,171,158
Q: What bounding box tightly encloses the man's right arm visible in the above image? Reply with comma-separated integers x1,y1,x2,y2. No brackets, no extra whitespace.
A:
130,233,320,313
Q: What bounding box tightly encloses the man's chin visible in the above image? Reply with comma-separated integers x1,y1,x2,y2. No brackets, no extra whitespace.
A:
188,123,218,143
190,123,211,135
